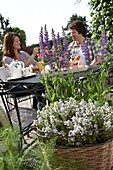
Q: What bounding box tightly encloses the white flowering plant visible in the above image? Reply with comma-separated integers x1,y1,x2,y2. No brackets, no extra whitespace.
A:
35,97,113,146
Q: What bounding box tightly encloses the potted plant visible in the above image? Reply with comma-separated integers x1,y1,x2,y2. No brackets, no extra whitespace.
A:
34,98,113,169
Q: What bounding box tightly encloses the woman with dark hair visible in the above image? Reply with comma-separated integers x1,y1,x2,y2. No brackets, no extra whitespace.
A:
2,32,38,67
2,32,44,110
68,20,102,66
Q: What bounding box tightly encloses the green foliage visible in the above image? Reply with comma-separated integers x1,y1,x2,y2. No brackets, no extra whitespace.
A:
65,14,88,30
0,14,26,46
0,14,10,65
79,65,112,106
32,139,56,170
41,64,112,106
74,1,113,42
0,127,59,170
0,127,24,170
89,0,113,40
40,70,76,103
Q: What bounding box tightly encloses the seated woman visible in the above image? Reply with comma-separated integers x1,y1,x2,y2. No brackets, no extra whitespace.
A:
2,32,38,67
2,32,45,110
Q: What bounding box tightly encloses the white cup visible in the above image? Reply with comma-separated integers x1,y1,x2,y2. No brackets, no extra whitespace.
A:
23,67,31,76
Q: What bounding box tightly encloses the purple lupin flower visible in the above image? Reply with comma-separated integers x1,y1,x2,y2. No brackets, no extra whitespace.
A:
100,32,113,64
110,37,113,53
81,42,91,65
39,26,71,71
108,36,113,65
44,25,52,54
50,28,60,68
51,28,58,54
57,32,60,46
56,32,64,68
62,27,70,68
39,27,45,58
62,26,69,52
43,25,53,62
44,25,50,48
56,32,62,56
100,32,108,61
57,33,65,58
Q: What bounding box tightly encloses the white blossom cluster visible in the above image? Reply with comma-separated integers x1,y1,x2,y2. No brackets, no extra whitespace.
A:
35,97,113,146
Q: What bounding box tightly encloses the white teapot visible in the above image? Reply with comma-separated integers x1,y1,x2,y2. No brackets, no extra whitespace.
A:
6,60,25,78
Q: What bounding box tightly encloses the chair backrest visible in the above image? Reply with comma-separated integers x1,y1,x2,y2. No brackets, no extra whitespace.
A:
0,67,10,81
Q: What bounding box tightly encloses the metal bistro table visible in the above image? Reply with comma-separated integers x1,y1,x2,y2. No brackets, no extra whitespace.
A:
0,71,45,150
0,65,100,150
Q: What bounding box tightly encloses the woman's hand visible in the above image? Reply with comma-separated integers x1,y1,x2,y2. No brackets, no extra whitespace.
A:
24,47,39,67
32,47,39,57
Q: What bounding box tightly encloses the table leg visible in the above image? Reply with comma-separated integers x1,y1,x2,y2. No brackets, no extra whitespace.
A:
13,95,23,150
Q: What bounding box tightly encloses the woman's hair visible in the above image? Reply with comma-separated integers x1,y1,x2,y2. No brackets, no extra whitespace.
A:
2,32,20,59
68,20,87,37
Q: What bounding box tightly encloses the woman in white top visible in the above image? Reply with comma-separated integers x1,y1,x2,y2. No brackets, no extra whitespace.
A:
2,32,45,110
2,32,38,67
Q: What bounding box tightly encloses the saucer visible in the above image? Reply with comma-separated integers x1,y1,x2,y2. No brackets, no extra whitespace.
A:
7,73,36,81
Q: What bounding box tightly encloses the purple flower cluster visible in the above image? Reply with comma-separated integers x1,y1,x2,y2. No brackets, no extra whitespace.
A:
100,32,108,60
39,27,45,57
100,32,113,64
44,25,51,50
61,27,70,68
39,25,70,70
62,26,69,53
109,37,113,66
81,32,113,65
110,37,113,53
44,25,53,61
51,28,58,54
81,42,91,65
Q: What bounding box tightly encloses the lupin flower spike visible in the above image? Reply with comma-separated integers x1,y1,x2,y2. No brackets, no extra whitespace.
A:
81,42,91,65
100,32,108,61
39,27,45,58
39,25,70,70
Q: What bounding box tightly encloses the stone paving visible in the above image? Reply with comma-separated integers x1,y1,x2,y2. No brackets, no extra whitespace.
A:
0,96,38,148
0,96,35,123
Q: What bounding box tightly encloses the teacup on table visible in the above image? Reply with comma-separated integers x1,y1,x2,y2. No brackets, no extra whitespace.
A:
23,67,31,76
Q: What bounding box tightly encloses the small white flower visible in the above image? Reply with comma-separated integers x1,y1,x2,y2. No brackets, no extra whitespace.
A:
38,117,43,124
34,97,113,146
50,115,55,124
68,130,75,137
44,120,49,126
